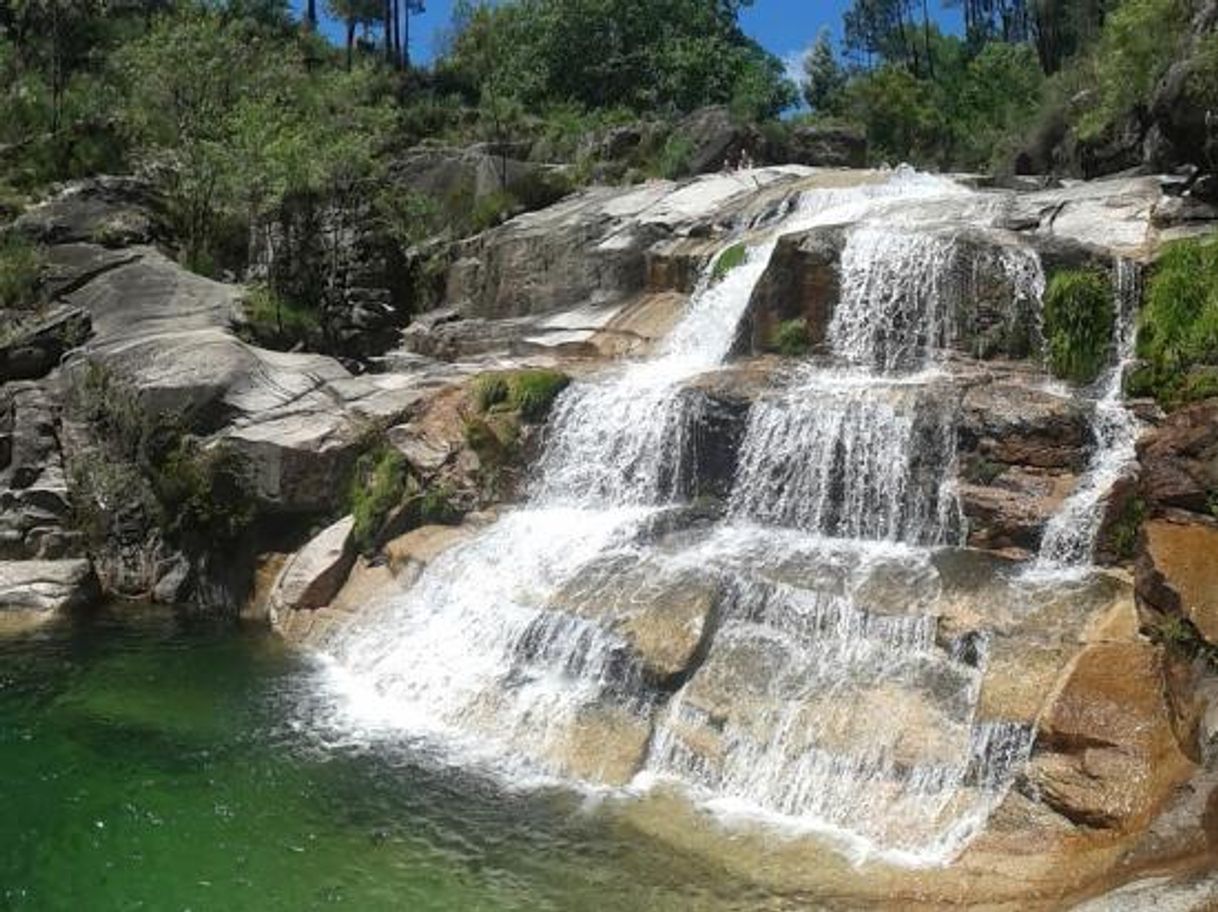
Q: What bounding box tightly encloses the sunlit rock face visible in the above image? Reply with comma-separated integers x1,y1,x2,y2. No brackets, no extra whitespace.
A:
257,165,1212,906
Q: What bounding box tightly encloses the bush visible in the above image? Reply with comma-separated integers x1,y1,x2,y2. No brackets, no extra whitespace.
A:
1136,239,1218,406
1043,269,1113,383
349,446,410,554
711,243,747,283
771,318,812,357
419,483,459,525
153,438,256,544
656,134,695,180
1107,496,1145,561
473,374,510,412
0,233,46,310
240,283,321,346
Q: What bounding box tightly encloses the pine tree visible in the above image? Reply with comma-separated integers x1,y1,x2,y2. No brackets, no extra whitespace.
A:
802,27,845,112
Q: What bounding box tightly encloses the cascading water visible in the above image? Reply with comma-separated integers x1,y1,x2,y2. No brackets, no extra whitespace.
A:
1035,259,1142,571
320,168,1044,869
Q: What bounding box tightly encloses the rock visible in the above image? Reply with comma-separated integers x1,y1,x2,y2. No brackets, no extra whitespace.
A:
550,557,721,682
0,305,91,382
1136,400,1218,516
268,516,355,617
783,125,867,169
735,225,845,356
1024,642,1196,831
1136,518,1218,643
737,223,1044,360
0,558,96,612
14,175,166,246
672,105,754,175
960,383,1091,470
151,553,192,604
958,470,1077,552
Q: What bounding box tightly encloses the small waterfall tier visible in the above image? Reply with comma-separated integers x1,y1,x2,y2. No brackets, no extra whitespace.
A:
316,168,1140,868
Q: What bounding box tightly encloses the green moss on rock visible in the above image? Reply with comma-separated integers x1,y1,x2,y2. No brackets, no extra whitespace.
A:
1135,239,1218,408
770,317,811,357
711,242,747,283
1043,269,1113,384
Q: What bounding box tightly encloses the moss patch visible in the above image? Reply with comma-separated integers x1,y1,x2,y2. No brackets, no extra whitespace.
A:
1135,239,1218,408
472,369,570,424
1043,269,1113,383
769,317,811,357
711,243,747,283
348,446,411,554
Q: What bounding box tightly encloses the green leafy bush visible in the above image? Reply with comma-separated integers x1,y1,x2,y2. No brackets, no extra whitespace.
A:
711,243,747,283
1136,239,1218,407
656,134,695,180
1043,269,1113,383
349,446,410,553
419,483,459,525
0,233,46,310
1107,496,1146,561
771,318,812,358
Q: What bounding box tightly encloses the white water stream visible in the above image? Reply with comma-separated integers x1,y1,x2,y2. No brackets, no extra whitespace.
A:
320,169,1132,868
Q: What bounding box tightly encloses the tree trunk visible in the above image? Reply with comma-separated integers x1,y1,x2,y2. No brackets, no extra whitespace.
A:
305,0,317,31
392,0,402,70
346,18,356,70
921,0,934,78
383,0,393,65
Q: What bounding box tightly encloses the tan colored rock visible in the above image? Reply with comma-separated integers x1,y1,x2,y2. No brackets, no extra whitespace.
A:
1027,642,1196,831
544,705,652,786
550,558,719,681
1137,519,1218,644
243,552,288,623
268,515,355,618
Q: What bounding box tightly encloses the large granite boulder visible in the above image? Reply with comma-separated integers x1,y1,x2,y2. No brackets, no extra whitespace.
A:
1136,400,1218,516
0,558,96,613
1136,518,1218,644
267,515,356,618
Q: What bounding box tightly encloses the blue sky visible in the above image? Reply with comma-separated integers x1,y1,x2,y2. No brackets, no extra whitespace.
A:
293,1,961,73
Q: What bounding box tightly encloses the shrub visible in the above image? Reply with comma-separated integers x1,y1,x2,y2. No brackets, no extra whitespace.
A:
1136,239,1218,406
473,374,510,412
1043,269,1113,383
0,233,46,310
419,483,459,525
1107,496,1145,561
771,318,812,357
240,284,321,346
153,438,256,544
1148,615,1218,671
349,446,410,553
656,134,694,180
711,243,747,283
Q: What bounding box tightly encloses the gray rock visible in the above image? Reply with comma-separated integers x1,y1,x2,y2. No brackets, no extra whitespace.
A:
0,558,96,612
268,515,356,616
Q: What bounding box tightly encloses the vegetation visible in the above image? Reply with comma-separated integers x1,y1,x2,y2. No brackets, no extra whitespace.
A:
473,369,570,423
1132,238,1218,407
240,284,322,348
0,233,46,310
1042,269,1113,383
349,445,411,553
65,361,256,547
1148,615,1218,671
1106,495,1145,560
771,318,812,357
711,243,747,283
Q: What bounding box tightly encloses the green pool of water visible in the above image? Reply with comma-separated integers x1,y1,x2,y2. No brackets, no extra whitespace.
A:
0,605,791,912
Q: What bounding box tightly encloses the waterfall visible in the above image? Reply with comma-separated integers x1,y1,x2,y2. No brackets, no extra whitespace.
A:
728,372,960,544
1035,259,1142,570
320,169,1039,869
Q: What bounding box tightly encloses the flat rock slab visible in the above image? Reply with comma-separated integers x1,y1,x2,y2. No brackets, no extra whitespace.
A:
0,558,96,613
1138,519,1218,643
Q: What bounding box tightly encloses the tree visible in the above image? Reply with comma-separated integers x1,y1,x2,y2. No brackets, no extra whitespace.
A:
802,27,845,112
325,0,382,68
